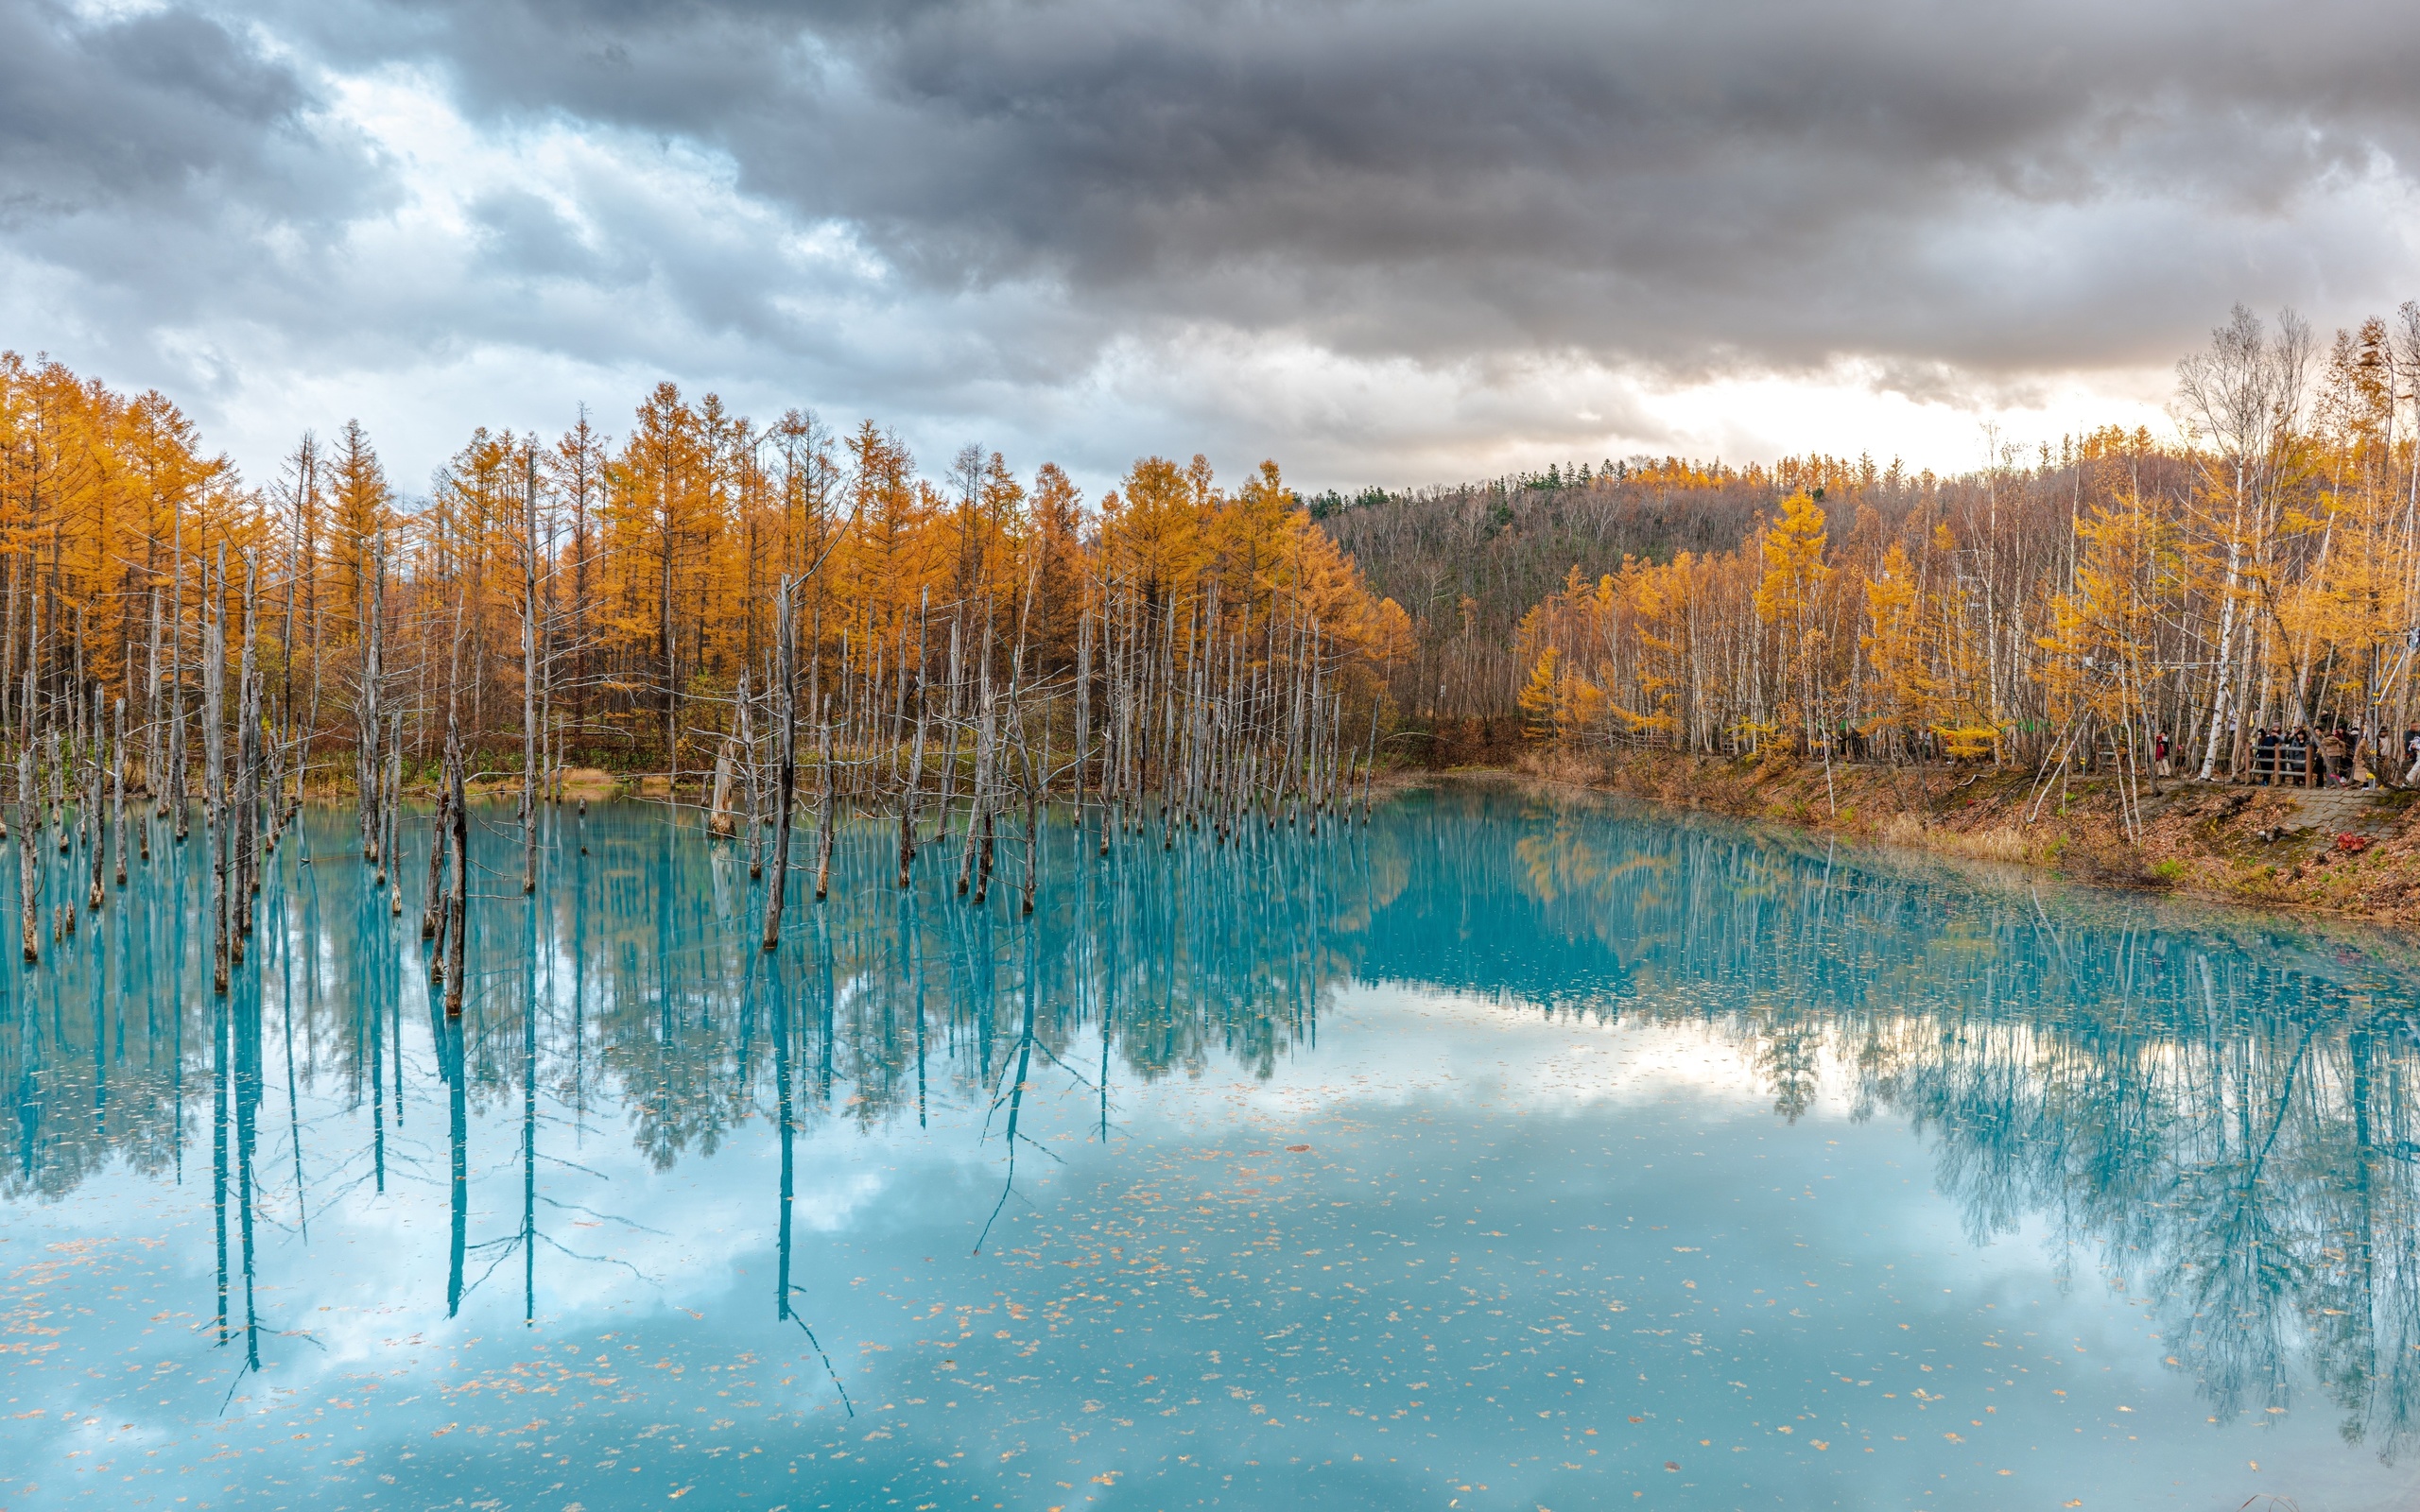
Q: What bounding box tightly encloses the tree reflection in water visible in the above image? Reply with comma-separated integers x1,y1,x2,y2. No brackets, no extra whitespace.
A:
4,782,2419,1458
1376,783,2420,1460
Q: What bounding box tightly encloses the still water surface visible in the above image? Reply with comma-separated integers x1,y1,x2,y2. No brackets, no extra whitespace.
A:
5,782,2420,1510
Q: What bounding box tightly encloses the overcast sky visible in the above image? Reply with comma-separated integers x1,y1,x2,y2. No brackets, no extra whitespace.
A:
5,0,2417,498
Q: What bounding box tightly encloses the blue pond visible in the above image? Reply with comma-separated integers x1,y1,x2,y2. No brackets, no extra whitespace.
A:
4,780,2419,1510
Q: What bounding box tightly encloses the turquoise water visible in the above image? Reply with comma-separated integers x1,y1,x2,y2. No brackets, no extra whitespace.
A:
4,781,2419,1510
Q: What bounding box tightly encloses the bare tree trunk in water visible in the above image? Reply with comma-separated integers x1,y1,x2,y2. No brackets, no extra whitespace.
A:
1021,783,1038,916
521,457,539,894
205,552,227,995
762,581,795,950
171,527,187,837
385,713,404,914
359,549,383,860
18,747,37,964
444,732,468,1017
112,697,125,886
87,684,103,911
814,711,834,902
423,774,452,941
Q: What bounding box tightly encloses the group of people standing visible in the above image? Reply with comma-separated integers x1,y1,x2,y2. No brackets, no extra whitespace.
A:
1836,722,2420,787
2240,726,2388,788
2145,726,2408,786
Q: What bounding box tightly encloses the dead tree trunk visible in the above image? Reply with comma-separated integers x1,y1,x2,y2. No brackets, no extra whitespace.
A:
444,731,468,1017
761,581,795,950
423,772,453,941
112,697,125,885
17,747,36,965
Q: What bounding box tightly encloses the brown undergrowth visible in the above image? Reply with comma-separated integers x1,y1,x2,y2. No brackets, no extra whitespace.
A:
1503,745,2420,932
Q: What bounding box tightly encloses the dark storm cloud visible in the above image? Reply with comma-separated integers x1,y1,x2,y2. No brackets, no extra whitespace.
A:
285,0,2420,378
6,0,2419,489
0,0,386,402
0,0,362,224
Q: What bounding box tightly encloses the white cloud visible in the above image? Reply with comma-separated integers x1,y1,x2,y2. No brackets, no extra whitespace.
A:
9,0,2420,499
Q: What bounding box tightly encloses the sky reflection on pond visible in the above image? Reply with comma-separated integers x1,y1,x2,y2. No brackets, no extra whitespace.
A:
5,780,2420,1510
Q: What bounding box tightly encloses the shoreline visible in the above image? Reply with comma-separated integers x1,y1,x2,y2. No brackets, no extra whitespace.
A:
1437,746,2420,934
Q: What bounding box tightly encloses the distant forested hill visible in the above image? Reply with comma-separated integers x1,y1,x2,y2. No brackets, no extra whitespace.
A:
1313,456,1890,719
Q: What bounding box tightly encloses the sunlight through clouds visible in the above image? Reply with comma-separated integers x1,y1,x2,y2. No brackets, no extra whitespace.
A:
5,0,2420,492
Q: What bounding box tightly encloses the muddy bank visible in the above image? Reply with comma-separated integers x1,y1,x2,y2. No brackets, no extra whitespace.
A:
1493,745,2420,932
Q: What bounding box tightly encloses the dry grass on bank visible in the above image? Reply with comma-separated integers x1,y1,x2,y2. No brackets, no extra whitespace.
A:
1499,744,2420,932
